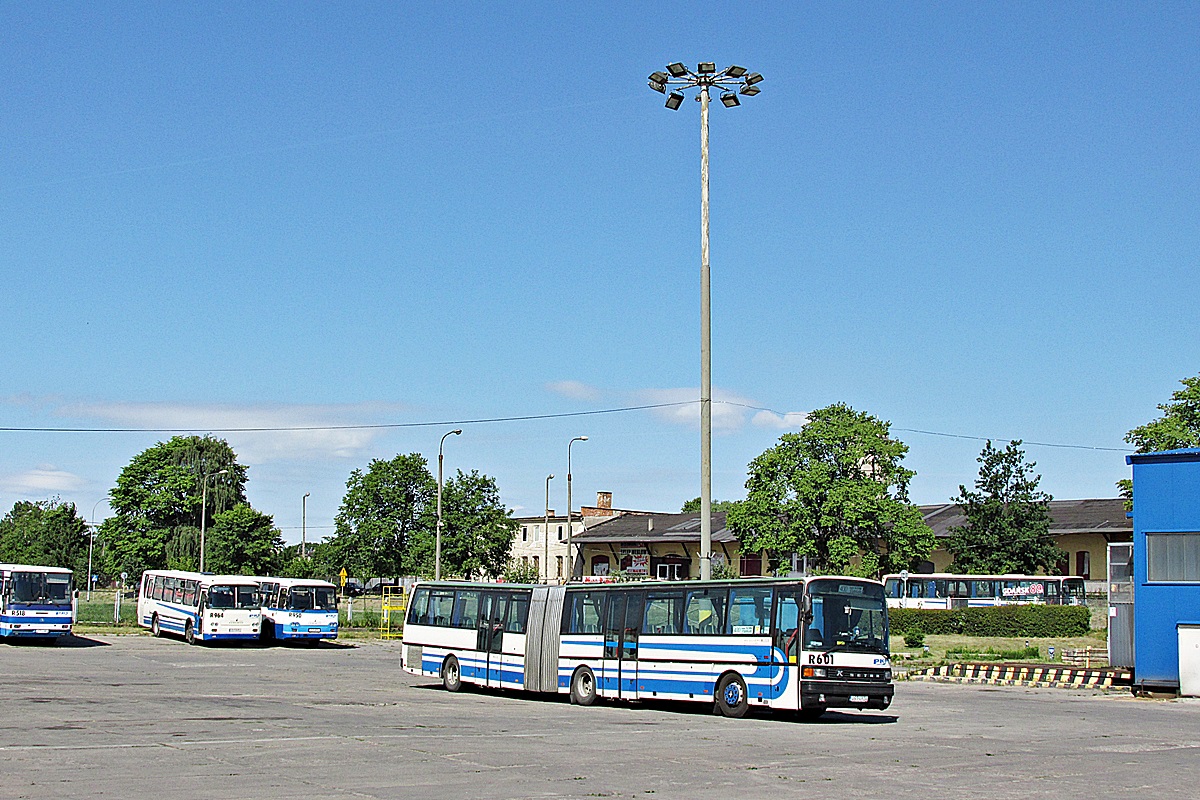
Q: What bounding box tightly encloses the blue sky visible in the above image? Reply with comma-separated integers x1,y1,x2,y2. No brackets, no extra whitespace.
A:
2,3,1197,543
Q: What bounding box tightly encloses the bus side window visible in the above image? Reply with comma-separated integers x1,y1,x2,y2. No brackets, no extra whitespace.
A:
774,592,801,661
506,593,529,634
407,588,430,626
453,590,480,630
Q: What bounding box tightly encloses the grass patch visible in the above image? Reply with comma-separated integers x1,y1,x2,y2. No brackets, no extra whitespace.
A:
890,630,1106,666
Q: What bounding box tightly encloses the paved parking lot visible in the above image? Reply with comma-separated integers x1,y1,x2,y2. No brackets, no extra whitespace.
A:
3,634,1199,799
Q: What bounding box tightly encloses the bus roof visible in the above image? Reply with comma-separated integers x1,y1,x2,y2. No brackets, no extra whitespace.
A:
253,576,337,589
141,569,260,586
0,563,73,574
883,573,1085,581
412,575,884,591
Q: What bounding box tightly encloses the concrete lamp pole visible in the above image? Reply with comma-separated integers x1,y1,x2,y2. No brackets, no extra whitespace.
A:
566,436,587,581
544,474,555,584
436,429,463,580
301,492,310,558
198,469,228,573
88,498,106,601
648,61,762,580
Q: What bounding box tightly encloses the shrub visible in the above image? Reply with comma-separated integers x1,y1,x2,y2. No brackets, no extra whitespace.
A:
888,605,1090,638
903,630,926,648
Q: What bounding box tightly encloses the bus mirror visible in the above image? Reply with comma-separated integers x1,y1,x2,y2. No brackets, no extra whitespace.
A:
801,593,813,623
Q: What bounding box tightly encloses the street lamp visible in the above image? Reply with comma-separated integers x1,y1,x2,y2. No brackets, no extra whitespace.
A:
647,61,762,580
566,436,588,581
88,498,107,601
302,492,310,558
198,469,228,573
544,474,555,584
436,429,463,580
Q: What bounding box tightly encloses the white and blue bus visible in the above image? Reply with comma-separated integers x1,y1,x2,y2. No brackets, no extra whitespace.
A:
0,564,74,641
256,577,339,643
402,576,893,719
883,573,1087,610
137,570,261,644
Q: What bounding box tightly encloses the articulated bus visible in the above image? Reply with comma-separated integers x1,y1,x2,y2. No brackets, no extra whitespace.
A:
137,570,261,644
882,573,1087,609
0,564,74,641
402,576,893,719
256,577,339,643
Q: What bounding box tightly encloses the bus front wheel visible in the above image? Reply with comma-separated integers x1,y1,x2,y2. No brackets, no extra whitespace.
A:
442,655,462,692
150,614,161,637
184,621,197,646
715,673,749,718
571,667,597,706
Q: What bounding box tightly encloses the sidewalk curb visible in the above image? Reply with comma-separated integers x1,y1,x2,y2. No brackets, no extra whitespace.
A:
903,662,1133,690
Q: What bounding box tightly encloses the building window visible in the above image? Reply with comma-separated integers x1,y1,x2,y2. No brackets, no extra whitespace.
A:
739,553,763,576
521,526,527,542
533,555,540,576
1075,550,1091,580
591,555,610,576
1146,532,1200,582
557,525,564,540
556,556,563,578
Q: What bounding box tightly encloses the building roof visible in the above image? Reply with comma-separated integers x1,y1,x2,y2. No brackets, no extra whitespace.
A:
572,511,737,544
919,498,1131,539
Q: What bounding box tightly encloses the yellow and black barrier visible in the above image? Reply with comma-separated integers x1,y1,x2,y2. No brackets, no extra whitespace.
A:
904,663,1133,690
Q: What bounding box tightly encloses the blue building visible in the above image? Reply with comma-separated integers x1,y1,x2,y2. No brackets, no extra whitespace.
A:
1126,448,1200,691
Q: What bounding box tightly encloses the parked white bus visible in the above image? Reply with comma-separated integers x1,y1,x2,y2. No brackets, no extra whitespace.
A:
882,573,1087,609
402,577,893,719
256,576,339,643
0,563,74,641
137,570,261,644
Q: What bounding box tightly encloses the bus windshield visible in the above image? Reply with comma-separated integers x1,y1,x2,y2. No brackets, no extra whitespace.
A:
9,571,72,605
208,585,259,609
805,579,888,655
287,586,338,611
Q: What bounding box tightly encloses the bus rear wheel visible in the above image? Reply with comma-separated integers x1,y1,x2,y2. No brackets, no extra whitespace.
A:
715,673,749,718
571,667,597,706
442,655,462,692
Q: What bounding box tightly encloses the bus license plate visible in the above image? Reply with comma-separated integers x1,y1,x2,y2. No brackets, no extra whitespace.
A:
308,628,321,633
850,695,869,703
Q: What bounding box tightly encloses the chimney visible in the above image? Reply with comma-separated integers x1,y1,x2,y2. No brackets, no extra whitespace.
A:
648,518,654,532
596,491,612,509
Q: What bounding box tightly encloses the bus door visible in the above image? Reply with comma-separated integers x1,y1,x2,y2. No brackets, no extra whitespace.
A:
476,592,507,687
774,587,803,705
601,591,643,699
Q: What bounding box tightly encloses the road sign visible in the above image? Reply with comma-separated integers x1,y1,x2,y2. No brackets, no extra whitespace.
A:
339,568,347,587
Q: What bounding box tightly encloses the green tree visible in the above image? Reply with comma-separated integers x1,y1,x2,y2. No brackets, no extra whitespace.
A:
205,504,284,575
945,440,1063,574
0,499,90,573
99,435,248,577
424,469,517,579
680,497,740,513
1120,373,1200,499
726,403,934,577
328,453,437,578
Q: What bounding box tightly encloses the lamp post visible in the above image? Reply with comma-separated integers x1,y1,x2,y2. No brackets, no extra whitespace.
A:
436,428,463,580
566,436,588,581
301,492,310,558
544,474,555,584
88,498,106,601
648,61,762,580
198,469,228,573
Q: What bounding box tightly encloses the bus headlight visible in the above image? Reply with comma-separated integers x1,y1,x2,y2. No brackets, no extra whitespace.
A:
802,666,827,678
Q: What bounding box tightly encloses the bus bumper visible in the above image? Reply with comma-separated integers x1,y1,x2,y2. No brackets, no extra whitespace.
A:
802,681,894,710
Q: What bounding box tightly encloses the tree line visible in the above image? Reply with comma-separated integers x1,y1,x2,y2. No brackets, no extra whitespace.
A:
4,372,1199,582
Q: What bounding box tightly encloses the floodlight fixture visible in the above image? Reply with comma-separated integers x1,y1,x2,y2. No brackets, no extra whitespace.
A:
739,84,761,97
665,91,684,110
697,62,716,74
725,65,747,78
666,62,688,77
649,78,666,93
744,72,764,86
720,92,740,108
650,71,669,84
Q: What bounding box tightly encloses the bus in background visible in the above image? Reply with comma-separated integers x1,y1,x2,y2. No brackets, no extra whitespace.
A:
137,570,261,644
402,576,893,719
882,573,1087,609
256,577,339,644
0,564,74,641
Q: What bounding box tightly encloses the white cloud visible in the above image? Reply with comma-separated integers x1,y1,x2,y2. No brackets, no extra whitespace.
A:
0,465,88,496
751,410,809,431
56,400,408,464
545,380,601,402
636,388,760,432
